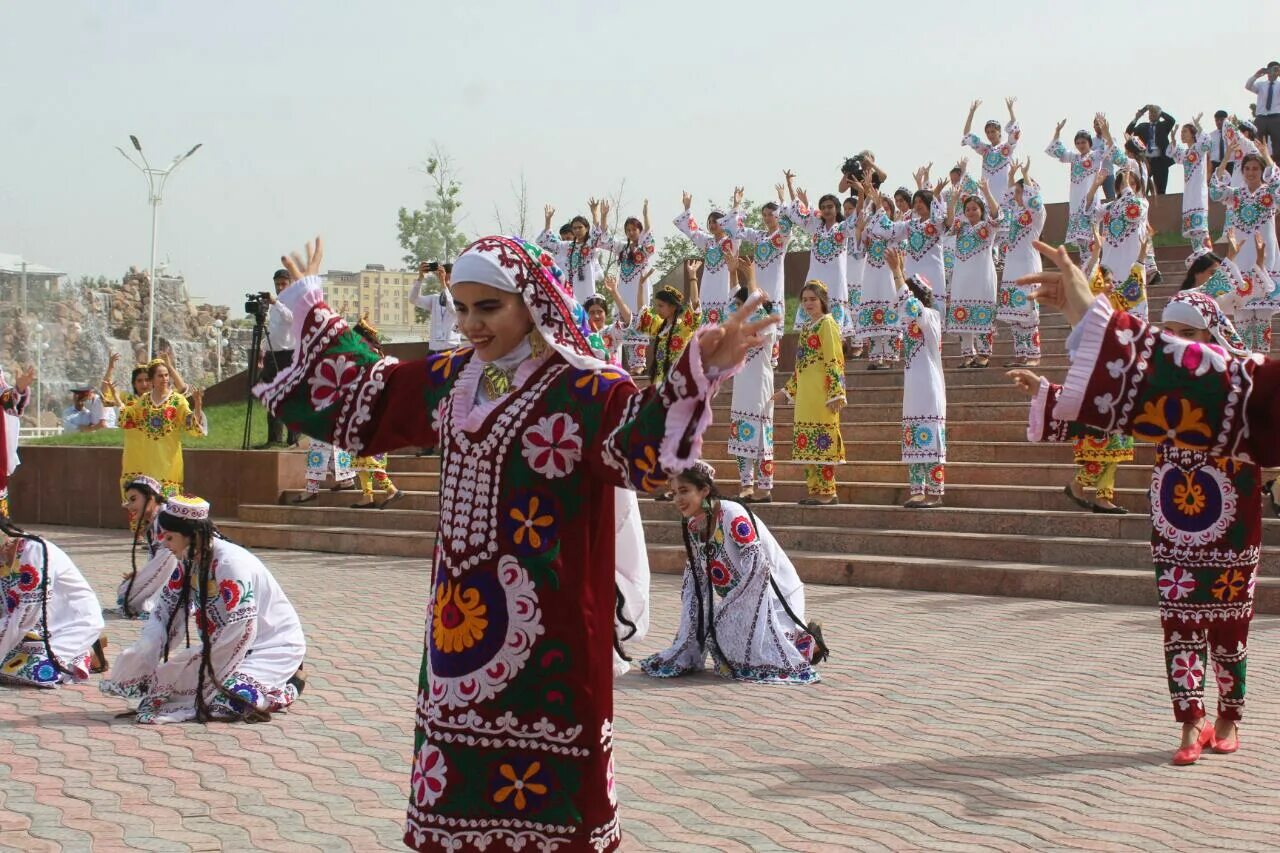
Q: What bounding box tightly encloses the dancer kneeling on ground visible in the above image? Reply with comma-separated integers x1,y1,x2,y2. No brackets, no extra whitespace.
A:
101,495,306,723
640,462,826,683
117,475,178,618
0,517,107,686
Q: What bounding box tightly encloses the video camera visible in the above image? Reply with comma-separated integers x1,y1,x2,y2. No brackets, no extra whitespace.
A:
840,154,883,189
245,292,271,324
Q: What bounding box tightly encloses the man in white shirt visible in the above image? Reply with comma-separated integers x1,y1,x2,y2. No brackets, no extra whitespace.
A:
1247,61,1280,154
62,388,106,434
258,268,298,449
407,260,458,457
409,261,460,352
1208,109,1232,173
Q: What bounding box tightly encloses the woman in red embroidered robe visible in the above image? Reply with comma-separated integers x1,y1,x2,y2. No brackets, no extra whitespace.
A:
256,235,775,853
1018,243,1280,768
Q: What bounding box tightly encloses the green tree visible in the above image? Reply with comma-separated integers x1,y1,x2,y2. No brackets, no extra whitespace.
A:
397,142,468,266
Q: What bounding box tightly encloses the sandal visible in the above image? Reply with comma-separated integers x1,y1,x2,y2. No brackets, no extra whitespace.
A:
292,493,319,505
90,636,110,674
350,501,375,509
972,358,990,369
1091,503,1129,515
654,492,674,502
379,490,407,509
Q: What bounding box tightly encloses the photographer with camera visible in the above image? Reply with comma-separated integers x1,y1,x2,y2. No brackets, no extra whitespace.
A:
255,268,299,449
410,261,460,352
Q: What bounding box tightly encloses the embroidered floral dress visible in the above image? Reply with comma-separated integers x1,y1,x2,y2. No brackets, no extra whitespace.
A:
946,214,1001,351
120,392,207,497
639,503,818,684
1210,166,1280,318
996,182,1047,327
536,228,604,304
1091,186,1149,285
725,209,793,316
887,200,947,296
1045,138,1112,248
786,202,858,337
1026,297,1270,723
0,537,103,687
101,538,306,724
674,209,741,326
728,302,779,481
635,304,702,385
892,288,946,493
1167,132,1212,240
115,512,177,619
596,231,656,371
783,313,845,465
255,235,736,853
963,120,1022,201
861,214,905,343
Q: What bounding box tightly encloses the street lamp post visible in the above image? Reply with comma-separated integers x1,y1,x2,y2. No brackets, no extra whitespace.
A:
33,323,44,427
212,319,224,382
116,136,203,361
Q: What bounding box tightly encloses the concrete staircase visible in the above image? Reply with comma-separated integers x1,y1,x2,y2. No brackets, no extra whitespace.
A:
221,252,1280,611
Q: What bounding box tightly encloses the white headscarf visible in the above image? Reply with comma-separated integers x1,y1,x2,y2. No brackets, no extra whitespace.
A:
449,236,612,373
1162,290,1250,357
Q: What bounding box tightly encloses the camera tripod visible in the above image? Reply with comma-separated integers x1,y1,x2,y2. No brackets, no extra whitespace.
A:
241,316,267,450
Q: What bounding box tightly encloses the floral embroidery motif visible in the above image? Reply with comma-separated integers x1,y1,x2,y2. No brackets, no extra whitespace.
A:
491,760,550,813
1157,567,1196,601
308,354,361,410
411,746,448,807
1170,651,1203,690
428,555,543,709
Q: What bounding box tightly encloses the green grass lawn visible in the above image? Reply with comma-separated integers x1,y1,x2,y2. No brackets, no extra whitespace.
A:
28,402,271,450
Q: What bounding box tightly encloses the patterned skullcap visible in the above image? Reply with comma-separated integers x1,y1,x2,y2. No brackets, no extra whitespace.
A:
679,460,717,482
124,475,166,498
163,494,210,521
654,285,684,307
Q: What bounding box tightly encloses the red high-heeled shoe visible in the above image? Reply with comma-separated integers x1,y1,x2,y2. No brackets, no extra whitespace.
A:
1172,724,1216,766
1211,727,1240,754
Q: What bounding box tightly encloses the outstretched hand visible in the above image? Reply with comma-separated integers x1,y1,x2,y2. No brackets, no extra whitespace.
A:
697,292,781,372
1006,368,1042,398
1022,240,1092,326
13,365,36,392
282,237,324,282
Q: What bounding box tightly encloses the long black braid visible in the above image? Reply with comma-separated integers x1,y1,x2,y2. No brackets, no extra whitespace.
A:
674,477,831,666
0,517,65,676
647,311,677,382
188,524,271,724
612,583,639,662
122,484,163,619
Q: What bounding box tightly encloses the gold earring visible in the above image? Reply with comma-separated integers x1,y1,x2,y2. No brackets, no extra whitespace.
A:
528,329,548,359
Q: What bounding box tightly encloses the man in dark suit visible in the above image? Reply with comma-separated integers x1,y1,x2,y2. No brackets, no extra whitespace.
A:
1126,104,1177,194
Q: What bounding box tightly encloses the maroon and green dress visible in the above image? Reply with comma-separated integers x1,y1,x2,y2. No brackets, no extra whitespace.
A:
257,235,732,852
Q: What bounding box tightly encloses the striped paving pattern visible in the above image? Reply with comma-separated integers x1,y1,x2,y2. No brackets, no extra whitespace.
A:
2,527,1279,851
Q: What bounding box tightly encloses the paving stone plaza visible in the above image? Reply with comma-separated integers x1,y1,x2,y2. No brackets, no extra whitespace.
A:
2,528,1279,852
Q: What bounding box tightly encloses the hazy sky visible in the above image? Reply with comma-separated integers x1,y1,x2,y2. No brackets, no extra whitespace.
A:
2,2,1274,309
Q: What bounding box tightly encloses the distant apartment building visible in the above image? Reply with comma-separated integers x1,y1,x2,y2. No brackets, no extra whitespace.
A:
321,264,429,341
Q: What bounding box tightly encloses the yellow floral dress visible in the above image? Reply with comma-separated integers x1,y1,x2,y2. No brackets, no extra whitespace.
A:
635,305,701,384
784,313,845,464
120,392,207,497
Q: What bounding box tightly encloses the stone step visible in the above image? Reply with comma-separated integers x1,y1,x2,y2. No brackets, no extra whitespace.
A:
276,476,1157,513
715,401,1051,422
643,546,1280,613
639,519,1280,573
244,497,1280,550
697,440,1158,465
720,421,1046,443
363,459,1161,492
218,517,1280,614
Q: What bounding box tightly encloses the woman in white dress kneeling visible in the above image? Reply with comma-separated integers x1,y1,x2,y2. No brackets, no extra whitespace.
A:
0,518,107,686
101,495,306,723
639,462,826,684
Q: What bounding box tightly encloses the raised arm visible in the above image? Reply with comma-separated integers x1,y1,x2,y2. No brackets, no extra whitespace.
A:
962,99,980,139
685,258,701,311
642,198,651,233
163,352,189,396
101,352,121,407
